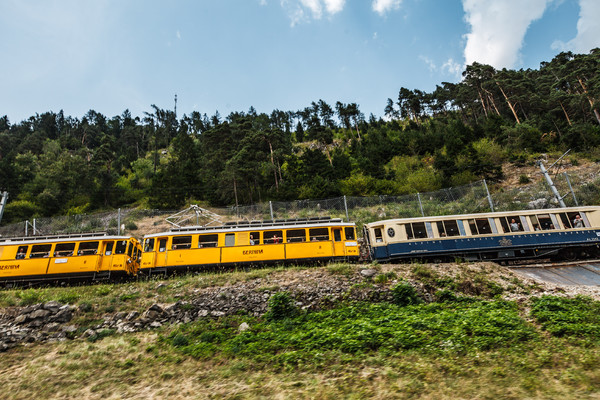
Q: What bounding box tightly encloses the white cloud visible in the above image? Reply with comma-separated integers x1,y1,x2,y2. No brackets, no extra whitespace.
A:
300,0,323,18
281,0,345,25
324,0,345,14
442,58,462,77
372,0,402,16
552,0,600,53
419,55,437,72
462,0,551,69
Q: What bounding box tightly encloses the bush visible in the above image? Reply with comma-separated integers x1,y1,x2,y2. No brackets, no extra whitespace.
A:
391,282,422,306
264,292,298,321
519,174,531,184
3,200,41,223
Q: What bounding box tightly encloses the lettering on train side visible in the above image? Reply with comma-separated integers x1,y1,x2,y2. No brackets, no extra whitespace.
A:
243,249,264,255
0,264,20,271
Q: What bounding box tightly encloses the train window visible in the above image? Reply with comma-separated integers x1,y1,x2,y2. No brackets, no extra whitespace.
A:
499,216,523,233
249,232,260,245
405,224,414,239
406,222,428,239
127,242,134,257
436,220,460,237
468,218,492,235
15,246,28,259
144,238,155,252
30,244,52,258
225,234,235,247
309,228,329,241
104,242,114,256
345,227,355,240
560,212,587,229
172,236,192,250
530,215,554,230
374,228,383,243
158,239,167,252
115,240,128,254
265,231,283,244
287,229,306,243
198,234,218,248
54,243,75,257
334,229,342,242
78,242,99,256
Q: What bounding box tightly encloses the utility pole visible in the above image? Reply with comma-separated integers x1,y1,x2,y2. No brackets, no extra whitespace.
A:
0,191,8,224
537,150,571,208
174,94,178,119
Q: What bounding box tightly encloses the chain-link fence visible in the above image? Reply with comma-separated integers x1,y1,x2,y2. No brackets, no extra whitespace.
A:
1,175,596,238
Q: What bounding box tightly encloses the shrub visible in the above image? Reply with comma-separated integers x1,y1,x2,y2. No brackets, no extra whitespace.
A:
58,291,80,304
264,292,298,321
125,221,138,230
391,282,422,306
519,174,531,184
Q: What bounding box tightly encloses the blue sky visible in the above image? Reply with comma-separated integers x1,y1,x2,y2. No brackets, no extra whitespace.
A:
1,0,598,124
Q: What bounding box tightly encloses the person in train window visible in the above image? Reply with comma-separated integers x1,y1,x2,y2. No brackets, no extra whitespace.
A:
16,247,26,259
573,215,584,228
273,234,280,244
250,235,255,245
510,219,520,232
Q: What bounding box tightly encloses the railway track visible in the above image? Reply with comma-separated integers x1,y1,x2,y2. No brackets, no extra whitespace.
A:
508,259,600,286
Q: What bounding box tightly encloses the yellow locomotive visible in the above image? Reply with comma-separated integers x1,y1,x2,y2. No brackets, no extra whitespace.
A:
140,217,359,274
0,233,142,283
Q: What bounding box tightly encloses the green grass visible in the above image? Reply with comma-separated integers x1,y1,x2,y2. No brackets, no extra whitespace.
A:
3,266,600,399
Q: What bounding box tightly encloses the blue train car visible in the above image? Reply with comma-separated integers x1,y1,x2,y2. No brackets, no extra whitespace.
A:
364,206,600,263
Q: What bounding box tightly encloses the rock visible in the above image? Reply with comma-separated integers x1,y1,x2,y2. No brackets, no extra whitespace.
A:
238,322,250,332
360,269,378,278
527,198,548,209
83,329,96,337
126,311,140,321
29,309,51,320
52,309,73,323
42,323,61,332
43,301,62,312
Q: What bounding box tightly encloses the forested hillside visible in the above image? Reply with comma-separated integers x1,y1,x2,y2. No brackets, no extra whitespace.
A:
1,49,598,224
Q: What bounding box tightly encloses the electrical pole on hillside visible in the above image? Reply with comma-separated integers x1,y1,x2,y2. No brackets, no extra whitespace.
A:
0,191,8,224
537,149,576,208
174,94,177,119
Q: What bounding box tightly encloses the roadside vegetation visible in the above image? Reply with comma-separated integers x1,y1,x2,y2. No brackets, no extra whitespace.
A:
1,263,600,399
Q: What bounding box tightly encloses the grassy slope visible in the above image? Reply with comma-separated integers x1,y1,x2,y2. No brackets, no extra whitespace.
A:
1,263,600,399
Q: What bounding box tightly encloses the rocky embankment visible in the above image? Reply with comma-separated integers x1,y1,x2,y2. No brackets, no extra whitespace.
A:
2,263,598,352
0,268,393,351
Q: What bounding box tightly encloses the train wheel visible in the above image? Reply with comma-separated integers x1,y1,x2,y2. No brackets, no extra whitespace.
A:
559,248,577,261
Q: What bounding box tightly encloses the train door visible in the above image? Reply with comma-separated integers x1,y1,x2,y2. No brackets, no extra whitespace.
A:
154,237,169,268
332,228,344,257
99,241,115,271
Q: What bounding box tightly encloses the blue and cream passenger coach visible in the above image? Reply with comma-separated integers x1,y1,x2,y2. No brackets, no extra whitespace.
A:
364,206,600,262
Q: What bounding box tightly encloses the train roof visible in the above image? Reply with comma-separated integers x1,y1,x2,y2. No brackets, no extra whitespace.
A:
365,205,600,227
143,216,355,238
0,232,136,245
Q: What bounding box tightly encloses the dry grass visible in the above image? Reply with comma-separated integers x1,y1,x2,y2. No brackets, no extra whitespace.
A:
3,262,600,399
2,331,600,399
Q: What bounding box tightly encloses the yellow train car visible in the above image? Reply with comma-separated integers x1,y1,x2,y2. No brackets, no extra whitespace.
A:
140,217,359,274
0,233,142,283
